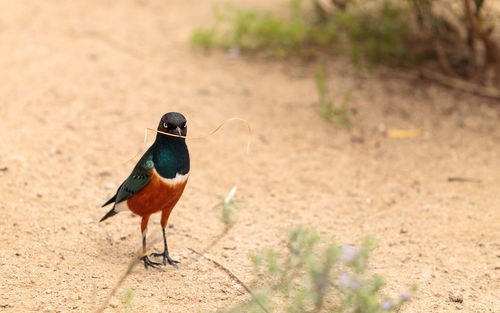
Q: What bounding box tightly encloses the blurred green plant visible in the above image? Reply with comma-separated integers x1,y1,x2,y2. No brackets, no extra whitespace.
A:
215,186,241,229
190,0,412,66
315,65,354,127
190,28,217,50
121,289,135,313
190,0,500,85
214,227,416,313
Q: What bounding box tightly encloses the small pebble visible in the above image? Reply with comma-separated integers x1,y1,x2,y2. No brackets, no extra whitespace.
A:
377,123,386,133
197,89,211,95
449,294,463,303
98,170,111,177
88,52,98,60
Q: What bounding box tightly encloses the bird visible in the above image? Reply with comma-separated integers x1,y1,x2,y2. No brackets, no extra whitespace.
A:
100,112,190,269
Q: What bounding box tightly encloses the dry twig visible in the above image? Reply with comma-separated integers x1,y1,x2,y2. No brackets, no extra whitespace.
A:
188,248,270,313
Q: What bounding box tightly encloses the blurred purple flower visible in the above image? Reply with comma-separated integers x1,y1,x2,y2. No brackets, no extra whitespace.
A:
339,273,351,286
339,273,360,291
401,292,411,301
381,301,392,310
340,244,359,262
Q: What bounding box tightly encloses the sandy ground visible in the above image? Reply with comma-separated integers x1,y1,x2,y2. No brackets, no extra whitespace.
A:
0,1,499,312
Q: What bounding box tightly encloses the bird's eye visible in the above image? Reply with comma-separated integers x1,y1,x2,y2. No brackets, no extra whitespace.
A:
163,122,168,128
183,124,187,128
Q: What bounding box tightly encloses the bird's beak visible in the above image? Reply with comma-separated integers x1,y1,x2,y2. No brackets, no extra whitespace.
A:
176,126,182,136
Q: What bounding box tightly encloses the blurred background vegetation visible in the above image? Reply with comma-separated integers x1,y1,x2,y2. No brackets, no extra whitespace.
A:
191,0,500,88
212,227,416,313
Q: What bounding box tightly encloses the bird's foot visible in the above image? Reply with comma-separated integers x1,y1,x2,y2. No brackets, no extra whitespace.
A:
150,250,180,267
141,254,161,270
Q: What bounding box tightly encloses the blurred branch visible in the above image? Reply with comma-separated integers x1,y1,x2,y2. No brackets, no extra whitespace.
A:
463,0,499,83
433,40,455,76
95,236,160,313
418,69,500,100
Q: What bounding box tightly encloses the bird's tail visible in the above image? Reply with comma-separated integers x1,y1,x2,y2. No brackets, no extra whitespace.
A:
99,207,118,222
102,194,117,207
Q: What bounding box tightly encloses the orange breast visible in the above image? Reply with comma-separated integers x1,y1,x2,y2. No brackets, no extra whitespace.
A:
127,170,188,217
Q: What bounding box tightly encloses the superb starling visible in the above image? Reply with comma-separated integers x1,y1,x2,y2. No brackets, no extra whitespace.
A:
100,112,189,269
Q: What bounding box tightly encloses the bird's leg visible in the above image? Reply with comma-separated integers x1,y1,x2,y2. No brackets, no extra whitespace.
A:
151,209,179,267
150,227,180,266
140,215,160,269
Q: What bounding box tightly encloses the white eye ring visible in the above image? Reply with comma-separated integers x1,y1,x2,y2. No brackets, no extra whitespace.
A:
163,122,168,128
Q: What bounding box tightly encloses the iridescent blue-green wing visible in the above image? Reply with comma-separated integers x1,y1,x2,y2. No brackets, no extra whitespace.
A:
100,150,154,211
100,152,154,222
114,153,154,204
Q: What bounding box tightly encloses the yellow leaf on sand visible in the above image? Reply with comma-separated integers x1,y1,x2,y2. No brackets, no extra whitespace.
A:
386,128,423,138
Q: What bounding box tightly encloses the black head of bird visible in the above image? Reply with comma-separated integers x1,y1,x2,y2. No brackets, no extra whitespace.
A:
158,112,187,137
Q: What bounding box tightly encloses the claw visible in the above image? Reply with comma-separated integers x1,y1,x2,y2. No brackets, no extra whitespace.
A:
151,251,180,267
141,255,161,269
